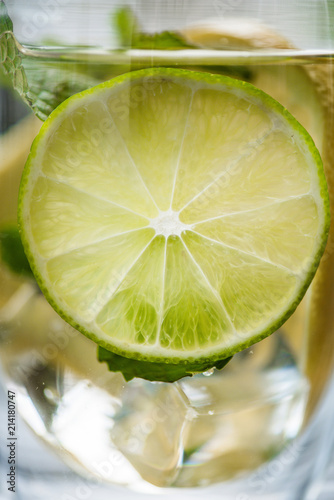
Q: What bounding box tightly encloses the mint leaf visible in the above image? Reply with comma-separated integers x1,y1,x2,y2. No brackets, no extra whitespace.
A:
0,225,33,278
0,0,12,32
0,2,29,98
23,61,100,121
98,346,232,383
132,31,194,50
113,6,140,47
113,6,194,50
0,1,101,121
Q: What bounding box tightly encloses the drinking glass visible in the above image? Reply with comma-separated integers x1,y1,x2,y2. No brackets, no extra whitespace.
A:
1,1,334,499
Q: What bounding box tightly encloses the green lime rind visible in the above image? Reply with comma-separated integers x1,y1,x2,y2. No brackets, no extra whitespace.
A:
98,346,232,382
18,67,330,365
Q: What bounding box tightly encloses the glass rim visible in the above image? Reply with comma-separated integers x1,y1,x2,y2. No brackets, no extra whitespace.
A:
17,41,334,66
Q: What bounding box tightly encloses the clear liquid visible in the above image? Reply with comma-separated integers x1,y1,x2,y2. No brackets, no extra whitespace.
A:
0,286,309,489
0,52,334,490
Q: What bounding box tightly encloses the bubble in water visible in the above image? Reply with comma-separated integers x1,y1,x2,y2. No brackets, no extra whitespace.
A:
202,368,215,377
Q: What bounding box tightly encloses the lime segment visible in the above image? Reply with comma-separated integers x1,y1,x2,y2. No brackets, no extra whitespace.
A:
182,231,297,334
97,235,166,346
30,177,150,259
172,88,273,212
18,68,329,364
192,196,319,272
179,130,312,223
46,229,155,323
108,79,193,211
40,99,159,218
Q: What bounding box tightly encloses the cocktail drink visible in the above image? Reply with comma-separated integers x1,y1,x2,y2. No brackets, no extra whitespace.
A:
0,1,334,498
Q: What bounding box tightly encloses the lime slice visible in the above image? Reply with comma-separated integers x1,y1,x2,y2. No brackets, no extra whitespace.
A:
18,68,329,364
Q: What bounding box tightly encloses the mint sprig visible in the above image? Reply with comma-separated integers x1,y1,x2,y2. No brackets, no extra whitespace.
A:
98,346,232,383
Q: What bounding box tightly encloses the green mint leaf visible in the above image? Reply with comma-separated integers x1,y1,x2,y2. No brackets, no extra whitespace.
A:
0,225,33,278
113,6,140,47
0,0,12,32
113,6,194,50
23,61,100,121
98,346,232,383
0,2,101,121
0,2,29,98
132,31,194,50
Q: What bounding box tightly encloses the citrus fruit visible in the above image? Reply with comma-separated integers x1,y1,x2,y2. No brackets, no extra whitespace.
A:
18,68,329,364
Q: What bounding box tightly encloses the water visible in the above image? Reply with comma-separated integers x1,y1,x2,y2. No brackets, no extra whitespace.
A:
1,29,334,492
0,280,308,489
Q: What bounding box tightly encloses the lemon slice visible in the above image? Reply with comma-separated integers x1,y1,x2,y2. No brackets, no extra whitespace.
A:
18,68,329,364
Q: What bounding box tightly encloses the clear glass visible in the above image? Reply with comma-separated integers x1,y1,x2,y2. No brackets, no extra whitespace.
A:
1,1,334,498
